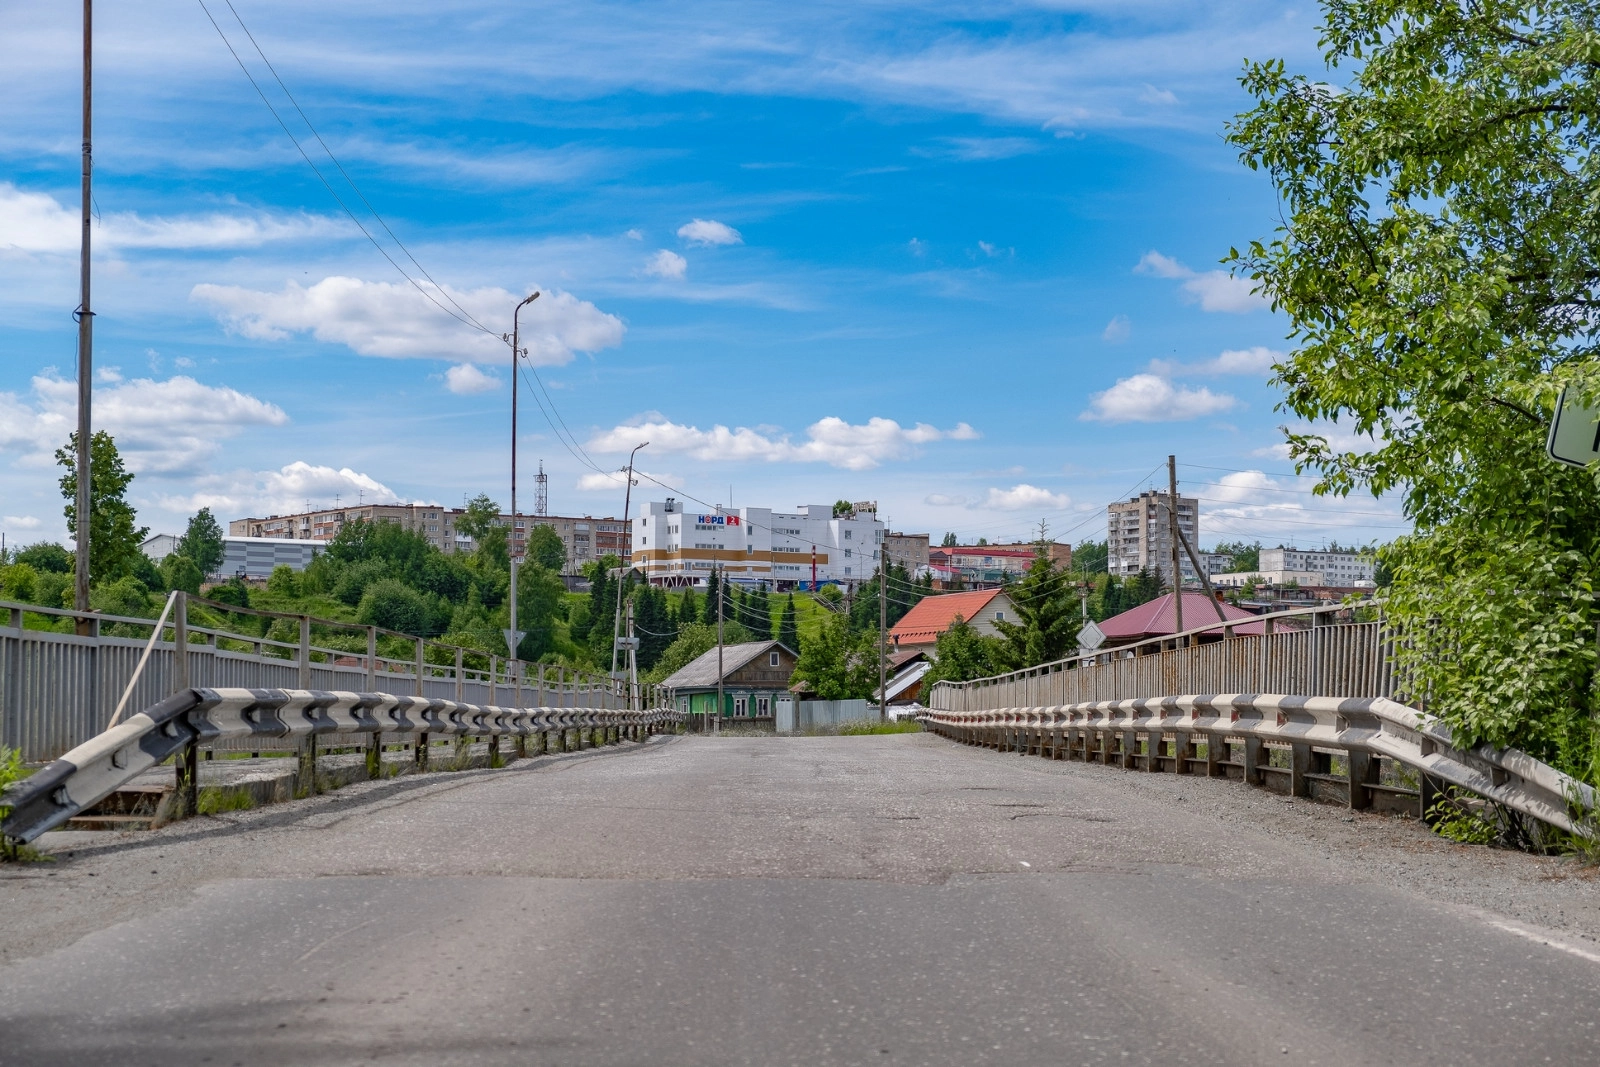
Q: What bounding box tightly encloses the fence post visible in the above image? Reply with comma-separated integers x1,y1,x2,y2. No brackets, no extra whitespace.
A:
171,591,198,818
365,626,381,779
414,636,428,771
489,654,498,706
296,616,319,794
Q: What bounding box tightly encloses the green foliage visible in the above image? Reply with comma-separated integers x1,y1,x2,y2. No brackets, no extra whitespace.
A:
836,718,922,735
1227,0,1600,777
334,559,390,607
513,563,567,660
526,524,566,572
633,584,673,670
1083,568,1161,622
940,532,958,547
56,431,148,584
455,493,507,571
90,576,154,623
1072,539,1108,574
266,564,300,598
990,544,1077,670
791,613,878,700
1211,540,1261,573
160,554,204,596
357,579,431,635
196,786,256,815
778,594,799,653
832,500,854,518
14,542,71,574
923,617,1006,686
208,575,251,609
1,746,51,863
848,562,924,632
177,508,225,576
0,563,39,603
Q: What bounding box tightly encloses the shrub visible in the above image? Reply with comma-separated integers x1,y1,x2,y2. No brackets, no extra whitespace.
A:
357,579,431,635
266,564,301,598
160,553,204,596
334,559,390,607
0,562,39,602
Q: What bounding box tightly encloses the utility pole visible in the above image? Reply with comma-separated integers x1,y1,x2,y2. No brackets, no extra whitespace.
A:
878,543,888,721
611,442,648,678
1167,454,1184,636
505,292,540,697
626,599,638,711
714,564,723,735
73,0,93,628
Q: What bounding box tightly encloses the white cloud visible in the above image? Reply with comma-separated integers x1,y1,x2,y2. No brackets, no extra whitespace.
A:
915,136,1042,161
1080,373,1237,423
589,415,980,471
160,461,400,518
576,468,676,493
644,249,688,280
0,372,288,475
1191,469,1407,539
1102,315,1130,343
1149,345,1282,377
908,238,926,257
2,515,42,530
1135,250,1265,313
925,493,969,507
0,183,346,254
982,484,1071,511
191,277,624,365
676,219,743,246
444,363,500,394
96,366,123,384
624,228,643,240
1139,84,1179,105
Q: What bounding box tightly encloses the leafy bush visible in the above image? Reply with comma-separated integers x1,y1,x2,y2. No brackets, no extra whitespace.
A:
13,542,71,574
90,576,153,619
266,564,300,598
0,562,39,602
357,579,431,635
334,559,390,607
160,553,203,596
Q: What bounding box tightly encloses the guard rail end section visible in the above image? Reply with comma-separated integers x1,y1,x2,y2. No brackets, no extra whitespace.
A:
2,687,683,844
918,695,1597,840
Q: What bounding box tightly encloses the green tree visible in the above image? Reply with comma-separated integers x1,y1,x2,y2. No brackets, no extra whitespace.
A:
176,507,225,576
701,568,721,624
15,542,72,574
1228,0,1600,774
56,431,148,584
160,553,204,596
1072,539,1108,575
526,524,566,573
677,586,698,632
357,579,431,635
923,617,1007,686
991,542,1077,670
0,562,39,602
634,584,673,670
790,612,877,700
512,563,567,661
265,563,300,598
456,494,508,571
832,500,854,519
1211,540,1261,573
777,593,799,652
940,532,958,547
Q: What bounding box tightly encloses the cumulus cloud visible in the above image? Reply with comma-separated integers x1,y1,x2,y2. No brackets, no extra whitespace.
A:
1080,373,1237,423
444,363,500,394
644,249,688,280
191,277,624,365
0,371,288,475
1135,250,1265,313
676,219,743,246
2,515,42,530
0,183,345,255
982,484,1071,511
589,415,980,471
575,467,676,493
160,461,401,517
1194,469,1406,538
1149,345,1282,377
925,493,968,507
1101,315,1130,343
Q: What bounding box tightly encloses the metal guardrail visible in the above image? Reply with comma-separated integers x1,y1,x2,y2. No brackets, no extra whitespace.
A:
917,695,1596,840
2,593,666,762
2,686,684,843
930,603,1397,712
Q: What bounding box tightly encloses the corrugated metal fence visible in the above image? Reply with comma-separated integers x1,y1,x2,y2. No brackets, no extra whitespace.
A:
931,604,1399,713
2,596,643,762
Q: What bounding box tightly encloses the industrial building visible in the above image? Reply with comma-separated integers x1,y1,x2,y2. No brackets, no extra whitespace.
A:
631,500,885,589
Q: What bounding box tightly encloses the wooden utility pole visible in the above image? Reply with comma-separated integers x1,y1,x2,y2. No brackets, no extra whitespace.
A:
73,0,93,626
714,565,723,735
1167,454,1184,635
878,545,888,720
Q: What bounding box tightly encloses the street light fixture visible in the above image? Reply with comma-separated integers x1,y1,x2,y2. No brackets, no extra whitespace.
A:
505,291,539,706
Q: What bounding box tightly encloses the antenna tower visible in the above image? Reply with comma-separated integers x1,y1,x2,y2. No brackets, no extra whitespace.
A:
534,460,549,517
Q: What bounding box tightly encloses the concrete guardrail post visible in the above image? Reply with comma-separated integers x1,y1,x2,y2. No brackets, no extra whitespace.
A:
365,626,381,779
297,615,319,795
414,637,429,771
172,591,198,818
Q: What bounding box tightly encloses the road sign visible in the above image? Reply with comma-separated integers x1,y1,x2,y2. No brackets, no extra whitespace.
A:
502,629,526,653
1077,618,1106,652
614,637,640,651
1547,387,1600,469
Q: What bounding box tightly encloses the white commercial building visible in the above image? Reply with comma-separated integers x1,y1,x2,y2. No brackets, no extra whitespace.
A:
1258,548,1375,587
632,499,885,589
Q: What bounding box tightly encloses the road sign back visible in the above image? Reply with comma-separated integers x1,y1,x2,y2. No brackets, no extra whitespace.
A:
1547,388,1600,469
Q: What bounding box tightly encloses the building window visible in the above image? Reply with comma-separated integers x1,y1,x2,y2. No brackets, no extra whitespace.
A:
769,651,780,666
995,611,1005,621
734,697,747,717
844,529,853,540
758,696,770,716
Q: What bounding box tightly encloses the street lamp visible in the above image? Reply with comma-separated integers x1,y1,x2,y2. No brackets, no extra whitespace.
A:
610,442,648,685
505,291,539,705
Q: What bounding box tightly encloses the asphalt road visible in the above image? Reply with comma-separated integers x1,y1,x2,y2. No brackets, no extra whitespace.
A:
3,732,1600,1066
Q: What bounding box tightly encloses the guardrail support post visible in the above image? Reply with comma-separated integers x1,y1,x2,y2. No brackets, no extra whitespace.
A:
1243,737,1264,786
1290,743,1313,798
415,637,429,771
1347,750,1375,810
1207,737,1225,777
170,592,198,816
366,627,381,779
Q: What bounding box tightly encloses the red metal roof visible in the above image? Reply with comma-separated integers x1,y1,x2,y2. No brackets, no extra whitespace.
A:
1098,592,1265,641
890,589,1009,645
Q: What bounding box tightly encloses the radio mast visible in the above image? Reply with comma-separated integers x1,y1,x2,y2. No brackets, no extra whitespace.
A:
534,460,548,517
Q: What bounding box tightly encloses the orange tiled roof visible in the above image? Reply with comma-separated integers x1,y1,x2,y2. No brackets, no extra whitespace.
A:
890,589,1007,645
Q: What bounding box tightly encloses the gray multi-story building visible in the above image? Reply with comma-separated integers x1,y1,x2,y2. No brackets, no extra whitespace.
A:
1258,548,1375,586
1106,491,1200,584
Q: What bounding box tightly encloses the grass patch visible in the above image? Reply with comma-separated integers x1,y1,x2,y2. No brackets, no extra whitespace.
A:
196,786,257,815
836,718,923,735
1,745,54,863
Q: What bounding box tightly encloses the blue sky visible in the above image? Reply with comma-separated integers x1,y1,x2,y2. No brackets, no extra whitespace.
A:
0,1,1410,552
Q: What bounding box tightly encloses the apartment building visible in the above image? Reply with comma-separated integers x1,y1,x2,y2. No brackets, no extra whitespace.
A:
632,499,885,589
229,504,627,575
1106,491,1200,583
1258,548,1375,586
883,532,930,573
